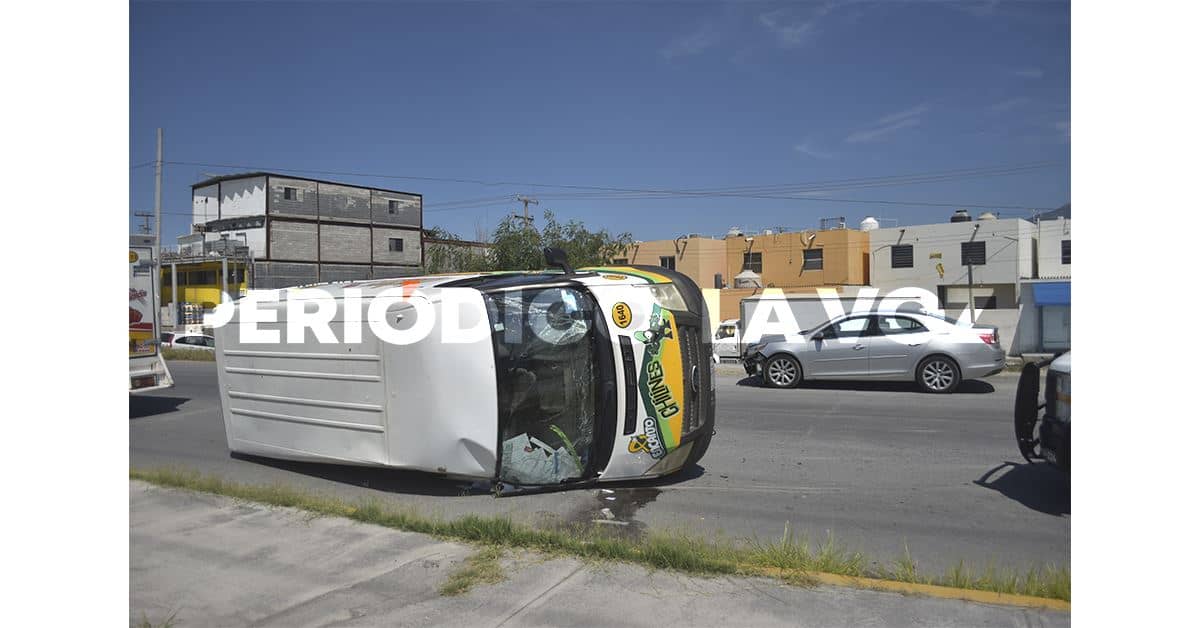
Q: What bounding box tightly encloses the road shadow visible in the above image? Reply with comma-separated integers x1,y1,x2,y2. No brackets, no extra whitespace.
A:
229,452,475,497
734,376,995,394
129,396,189,419
227,454,706,498
974,461,1070,516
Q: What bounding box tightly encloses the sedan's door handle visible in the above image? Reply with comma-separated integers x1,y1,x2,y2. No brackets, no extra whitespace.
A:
907,343,922,347
853,344,865,350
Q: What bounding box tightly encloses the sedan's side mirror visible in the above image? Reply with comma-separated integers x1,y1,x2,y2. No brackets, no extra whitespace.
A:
811,331,824,341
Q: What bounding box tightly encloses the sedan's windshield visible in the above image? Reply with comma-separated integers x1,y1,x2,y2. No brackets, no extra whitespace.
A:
484,286,605,486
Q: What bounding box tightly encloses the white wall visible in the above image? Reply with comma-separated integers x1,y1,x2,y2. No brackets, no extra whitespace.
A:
196,226,267,259
192,184,218,226
1036,218,1071,278
219,176,267,218
869,218,1034,294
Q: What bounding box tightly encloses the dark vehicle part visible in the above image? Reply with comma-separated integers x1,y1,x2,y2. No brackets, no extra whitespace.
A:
1014,362,1043,463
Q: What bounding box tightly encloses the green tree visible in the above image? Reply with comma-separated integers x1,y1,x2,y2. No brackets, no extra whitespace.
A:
425,210,632,273
422,227,494,274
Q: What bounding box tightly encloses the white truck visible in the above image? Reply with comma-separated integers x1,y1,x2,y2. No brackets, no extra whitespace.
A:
213,250,716,492
129,235,173,393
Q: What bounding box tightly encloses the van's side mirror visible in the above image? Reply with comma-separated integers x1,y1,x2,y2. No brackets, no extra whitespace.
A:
543,247,574,275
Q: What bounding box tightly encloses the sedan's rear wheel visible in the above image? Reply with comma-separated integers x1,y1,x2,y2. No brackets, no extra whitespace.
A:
764,355,801,389
917,355,960,393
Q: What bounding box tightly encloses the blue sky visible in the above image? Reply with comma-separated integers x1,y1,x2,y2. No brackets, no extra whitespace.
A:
130,0,1070,243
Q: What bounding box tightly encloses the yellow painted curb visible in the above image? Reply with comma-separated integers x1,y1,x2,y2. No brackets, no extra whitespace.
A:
752,567,1069,612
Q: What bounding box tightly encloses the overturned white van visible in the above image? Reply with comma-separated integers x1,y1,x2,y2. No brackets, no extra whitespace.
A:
214,255,715,491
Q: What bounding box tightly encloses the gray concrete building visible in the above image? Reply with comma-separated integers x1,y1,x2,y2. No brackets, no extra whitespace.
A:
189,172,423,289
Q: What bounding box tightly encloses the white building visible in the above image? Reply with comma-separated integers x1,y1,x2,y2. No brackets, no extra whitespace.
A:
868,211,1070,356
188,172,424,288
869,214,1035,310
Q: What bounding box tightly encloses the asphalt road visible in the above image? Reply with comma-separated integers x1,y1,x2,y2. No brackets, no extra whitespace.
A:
130,361,1069,574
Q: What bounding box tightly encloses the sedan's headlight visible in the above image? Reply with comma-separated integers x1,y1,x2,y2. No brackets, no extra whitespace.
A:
643,284,689,311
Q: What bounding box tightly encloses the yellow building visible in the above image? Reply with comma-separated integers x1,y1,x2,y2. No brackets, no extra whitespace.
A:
617,228,872,320
159,258,251,327
615,236,727,290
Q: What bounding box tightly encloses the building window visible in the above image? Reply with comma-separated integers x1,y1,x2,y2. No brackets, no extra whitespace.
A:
743,252,763,273
1061,240,1071,264
389,238,404,252
802,248,823,270
611,257,628,265
388,199,401,214
283,187,299,201
961,241,987,266
890,244,914,269
188,270,217,285
659,255,675,270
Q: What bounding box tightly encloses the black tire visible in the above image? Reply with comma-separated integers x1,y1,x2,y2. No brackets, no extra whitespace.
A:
763,354,802,389
916,355,961,393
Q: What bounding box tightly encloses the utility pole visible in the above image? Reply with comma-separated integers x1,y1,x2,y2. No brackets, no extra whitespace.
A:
967,223,980,324
153,128,165,333
515,195,538,227
134,211,154,234
155,128,163,255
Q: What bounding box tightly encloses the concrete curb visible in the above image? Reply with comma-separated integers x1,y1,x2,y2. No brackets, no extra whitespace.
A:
755,568,1069,612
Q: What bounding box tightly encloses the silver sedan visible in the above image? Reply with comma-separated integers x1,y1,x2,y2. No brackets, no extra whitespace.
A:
743,311,1005,393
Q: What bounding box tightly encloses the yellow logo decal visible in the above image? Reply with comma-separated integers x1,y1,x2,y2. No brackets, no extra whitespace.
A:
129,251,139,263
602,274,626,281
612,302,632,328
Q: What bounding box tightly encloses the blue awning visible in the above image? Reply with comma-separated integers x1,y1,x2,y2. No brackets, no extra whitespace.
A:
1031,281,1071,306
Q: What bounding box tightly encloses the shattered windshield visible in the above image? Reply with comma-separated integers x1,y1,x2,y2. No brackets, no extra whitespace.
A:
485,286,602,486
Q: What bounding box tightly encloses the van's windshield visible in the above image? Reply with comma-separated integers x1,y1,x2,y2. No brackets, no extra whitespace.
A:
484,286,606,486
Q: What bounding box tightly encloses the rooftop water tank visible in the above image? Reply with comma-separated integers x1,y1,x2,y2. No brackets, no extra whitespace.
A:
726,226,744,238
733,269,763,288
950,210,973,223
860,216,880,231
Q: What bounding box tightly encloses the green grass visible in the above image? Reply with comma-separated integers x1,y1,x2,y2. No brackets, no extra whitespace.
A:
439,547,506,596
161,347,215,361
130,467,1069,602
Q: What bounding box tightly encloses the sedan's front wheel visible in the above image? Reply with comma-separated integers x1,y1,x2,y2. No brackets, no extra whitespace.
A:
917,355,961,393
763,355,801,389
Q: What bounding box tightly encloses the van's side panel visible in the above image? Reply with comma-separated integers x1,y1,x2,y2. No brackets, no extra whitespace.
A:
216,302,390,466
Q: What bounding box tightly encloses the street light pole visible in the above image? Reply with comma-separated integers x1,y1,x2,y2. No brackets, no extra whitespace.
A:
967,223,980,324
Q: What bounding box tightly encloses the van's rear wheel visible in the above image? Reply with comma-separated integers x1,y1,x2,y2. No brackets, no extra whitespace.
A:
763,355,801,388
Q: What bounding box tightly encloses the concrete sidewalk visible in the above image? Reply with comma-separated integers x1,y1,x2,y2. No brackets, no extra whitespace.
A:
130,481,1068,627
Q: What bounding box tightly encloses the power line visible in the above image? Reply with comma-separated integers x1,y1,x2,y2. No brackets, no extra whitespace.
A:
424,164,1059,210
161,159,1063,211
